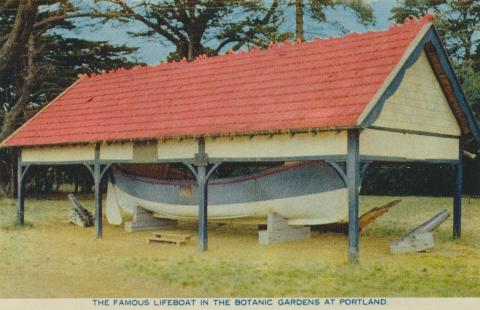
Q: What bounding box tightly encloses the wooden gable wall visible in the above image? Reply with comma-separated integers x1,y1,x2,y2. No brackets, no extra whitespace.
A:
360,51,461,161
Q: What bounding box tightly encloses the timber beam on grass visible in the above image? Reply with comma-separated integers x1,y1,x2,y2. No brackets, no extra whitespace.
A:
314,199,401,234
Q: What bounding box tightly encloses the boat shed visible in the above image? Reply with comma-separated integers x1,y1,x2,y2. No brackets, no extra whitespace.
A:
2,14,479,262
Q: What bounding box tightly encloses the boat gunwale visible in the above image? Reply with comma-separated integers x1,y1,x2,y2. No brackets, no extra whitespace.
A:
113,161,331,187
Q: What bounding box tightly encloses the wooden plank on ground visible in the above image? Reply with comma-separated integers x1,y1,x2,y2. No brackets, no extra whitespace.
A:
152,232,191,240
147,232,192,247
147,237,186,247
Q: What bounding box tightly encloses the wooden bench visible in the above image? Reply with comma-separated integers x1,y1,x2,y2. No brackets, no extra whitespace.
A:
147,232,192,247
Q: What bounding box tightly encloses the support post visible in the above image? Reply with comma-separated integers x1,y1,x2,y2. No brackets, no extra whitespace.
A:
94,144,102,239
195,137,208,252
453,138,463,239
185,141,221,252
347,129,360,262
197,165,208,251
17,154,25,226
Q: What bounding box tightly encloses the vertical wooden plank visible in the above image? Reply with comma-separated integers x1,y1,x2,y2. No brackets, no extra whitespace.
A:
453,138,463,239
94,144,102,239
17,153,25,226
347,129,360,262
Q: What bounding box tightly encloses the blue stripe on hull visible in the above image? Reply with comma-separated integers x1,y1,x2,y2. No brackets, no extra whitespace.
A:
111,162,345,206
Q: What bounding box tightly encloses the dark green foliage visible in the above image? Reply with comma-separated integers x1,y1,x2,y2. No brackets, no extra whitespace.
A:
32,35,139,106
290,0,375,39
25,166,95,194
0,2,141,196
458,61,480,120
309,0,374,26
391,0,479,62
14,34,140,195
362,164,455,196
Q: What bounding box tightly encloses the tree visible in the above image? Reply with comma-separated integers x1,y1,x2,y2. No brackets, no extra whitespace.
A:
0,1,141,196
292,0,375,41
391,0,480,63
93,0,288,61
0,0,38,80
295,0,305,41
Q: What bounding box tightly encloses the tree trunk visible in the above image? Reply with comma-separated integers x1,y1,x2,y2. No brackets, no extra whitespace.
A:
295,0,305,41
9,156,15,197
0,0,38,79
0,34,38,142
187,35,194,61
187,34,203,60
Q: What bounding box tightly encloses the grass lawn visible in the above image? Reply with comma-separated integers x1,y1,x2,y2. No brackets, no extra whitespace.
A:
0,195,479,297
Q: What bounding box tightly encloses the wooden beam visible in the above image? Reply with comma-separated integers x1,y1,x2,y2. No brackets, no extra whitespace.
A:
347,129,360,262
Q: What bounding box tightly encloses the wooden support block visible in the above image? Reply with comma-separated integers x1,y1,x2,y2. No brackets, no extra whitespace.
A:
258,213,310,245
125,207,177,232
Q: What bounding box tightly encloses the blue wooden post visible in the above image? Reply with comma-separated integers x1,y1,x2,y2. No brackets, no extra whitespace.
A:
197,165,208,251
94,144,103,239
453,139,463,239
17,154,25,226
196,137,208,252
347,129,360,262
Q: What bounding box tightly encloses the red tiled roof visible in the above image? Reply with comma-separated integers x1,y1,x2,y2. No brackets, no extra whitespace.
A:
3,15,435,147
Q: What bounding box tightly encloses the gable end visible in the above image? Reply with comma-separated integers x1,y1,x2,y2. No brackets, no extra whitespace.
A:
371,51,461,136
360,25,480,143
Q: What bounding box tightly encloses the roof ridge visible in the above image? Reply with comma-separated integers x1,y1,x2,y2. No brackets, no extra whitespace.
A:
81,14,436,81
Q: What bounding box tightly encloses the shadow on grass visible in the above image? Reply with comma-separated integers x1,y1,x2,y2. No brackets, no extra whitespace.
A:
1,219,33,231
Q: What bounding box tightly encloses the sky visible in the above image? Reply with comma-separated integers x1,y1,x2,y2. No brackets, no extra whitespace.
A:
58,0,399,65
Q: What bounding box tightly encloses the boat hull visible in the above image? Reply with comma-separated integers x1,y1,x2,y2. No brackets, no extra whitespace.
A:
106,162,348,226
